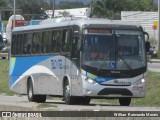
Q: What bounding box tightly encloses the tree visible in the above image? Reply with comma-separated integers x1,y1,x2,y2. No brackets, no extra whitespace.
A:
59,11,70,17
5,0,49,20
93,0,157,19
93,0,124,19
0,0,6,7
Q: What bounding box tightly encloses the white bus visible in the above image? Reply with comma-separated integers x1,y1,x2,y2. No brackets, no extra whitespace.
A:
10,17,149,106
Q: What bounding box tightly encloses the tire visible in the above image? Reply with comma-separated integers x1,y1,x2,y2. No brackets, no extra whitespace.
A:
64,80,75,105
119,98,131,106
27,79,46,103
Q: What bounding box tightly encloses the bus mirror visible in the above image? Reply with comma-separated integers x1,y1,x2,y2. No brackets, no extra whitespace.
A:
145,41,151,53
144,32,150,52
144,32,149,41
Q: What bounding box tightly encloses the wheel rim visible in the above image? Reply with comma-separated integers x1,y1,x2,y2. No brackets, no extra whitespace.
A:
28,83,33,99
65,84,70,101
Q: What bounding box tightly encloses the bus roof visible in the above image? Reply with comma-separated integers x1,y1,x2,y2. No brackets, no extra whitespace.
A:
12,17,143,32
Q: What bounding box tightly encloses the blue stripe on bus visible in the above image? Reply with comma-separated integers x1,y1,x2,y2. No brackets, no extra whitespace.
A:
86,72,114,83
10,56,52,86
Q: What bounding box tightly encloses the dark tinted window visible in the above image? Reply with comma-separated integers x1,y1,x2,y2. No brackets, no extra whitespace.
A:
16,34,23,55
42,31,52,53
32,32,42,54
62,30,72,53
52,31,62,53
11,35,16,55
23,33,32,55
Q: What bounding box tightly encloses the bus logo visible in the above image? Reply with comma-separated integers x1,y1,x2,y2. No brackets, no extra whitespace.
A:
51,59,63,69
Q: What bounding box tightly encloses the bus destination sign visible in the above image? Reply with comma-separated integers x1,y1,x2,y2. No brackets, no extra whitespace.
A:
88,29,112,34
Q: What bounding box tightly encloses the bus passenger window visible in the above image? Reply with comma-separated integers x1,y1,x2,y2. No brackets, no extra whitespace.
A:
11,35,17,55
32,32,42,54
23,33,32,55
42,31,52,54
52,31,62,53
71,36,80,65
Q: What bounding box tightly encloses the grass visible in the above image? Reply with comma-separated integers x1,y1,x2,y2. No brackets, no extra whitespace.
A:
0,60,14,95
156,51,160,59
0,59,160,106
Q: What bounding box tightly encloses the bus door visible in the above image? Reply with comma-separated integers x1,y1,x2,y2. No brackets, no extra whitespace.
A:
61,29,72,76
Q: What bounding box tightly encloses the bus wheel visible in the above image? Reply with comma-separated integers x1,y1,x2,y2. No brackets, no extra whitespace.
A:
27,79,46,103
64,80,75,105
119,98,131,106
27,79,35,102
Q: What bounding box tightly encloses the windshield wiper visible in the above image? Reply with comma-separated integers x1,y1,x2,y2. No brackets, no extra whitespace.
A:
117,55,132,70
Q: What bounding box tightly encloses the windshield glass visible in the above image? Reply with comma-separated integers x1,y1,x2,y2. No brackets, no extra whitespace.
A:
82,33,115,69
116,30,146,70
82,30,146,70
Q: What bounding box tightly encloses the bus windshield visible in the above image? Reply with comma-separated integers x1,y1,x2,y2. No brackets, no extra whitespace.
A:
82,30,146,70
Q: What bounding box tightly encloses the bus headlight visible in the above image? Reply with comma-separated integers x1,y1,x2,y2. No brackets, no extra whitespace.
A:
82,75,96,85
134,78,145,86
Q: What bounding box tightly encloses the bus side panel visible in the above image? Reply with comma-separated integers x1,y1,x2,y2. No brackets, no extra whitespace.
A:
68,58,83,96
10,55,83,96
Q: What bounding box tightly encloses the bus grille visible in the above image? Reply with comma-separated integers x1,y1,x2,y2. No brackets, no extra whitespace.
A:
98,88,133,96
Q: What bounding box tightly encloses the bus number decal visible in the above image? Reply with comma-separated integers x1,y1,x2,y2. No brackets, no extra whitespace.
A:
51,59,63,69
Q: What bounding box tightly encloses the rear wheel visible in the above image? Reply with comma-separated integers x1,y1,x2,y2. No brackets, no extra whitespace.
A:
27,79,46,103
119,97,131,106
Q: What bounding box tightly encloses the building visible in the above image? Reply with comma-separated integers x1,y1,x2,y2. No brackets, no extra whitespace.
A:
121,11,158,48
45,8,91,18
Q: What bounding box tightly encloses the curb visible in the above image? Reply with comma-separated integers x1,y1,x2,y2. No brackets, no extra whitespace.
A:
149,60,160,63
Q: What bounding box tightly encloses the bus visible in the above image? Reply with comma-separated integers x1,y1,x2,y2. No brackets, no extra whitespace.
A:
10,17,149,106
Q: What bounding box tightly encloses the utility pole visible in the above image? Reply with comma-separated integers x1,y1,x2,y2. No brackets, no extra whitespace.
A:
158,0,160,51
52,0,55,18
13,0,16,28
90,0,93,18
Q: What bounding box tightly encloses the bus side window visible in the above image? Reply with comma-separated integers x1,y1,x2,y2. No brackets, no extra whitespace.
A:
42,31,52,54
71,36,79,64
11,34,16,55
23,33,32,55
53,31,62,53
32,33,40,54
51,31,55,53
16,34,23,55
62,29,72,56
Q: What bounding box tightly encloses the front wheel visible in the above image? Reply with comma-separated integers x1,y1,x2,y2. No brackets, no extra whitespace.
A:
64,80,75,105
119,98,131,106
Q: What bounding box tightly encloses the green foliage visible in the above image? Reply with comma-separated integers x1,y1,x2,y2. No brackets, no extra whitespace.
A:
0,60,14,95
3,0,49,21
59,1,84,9
0,0,6,8
156,51,160,59
93,0,158,19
